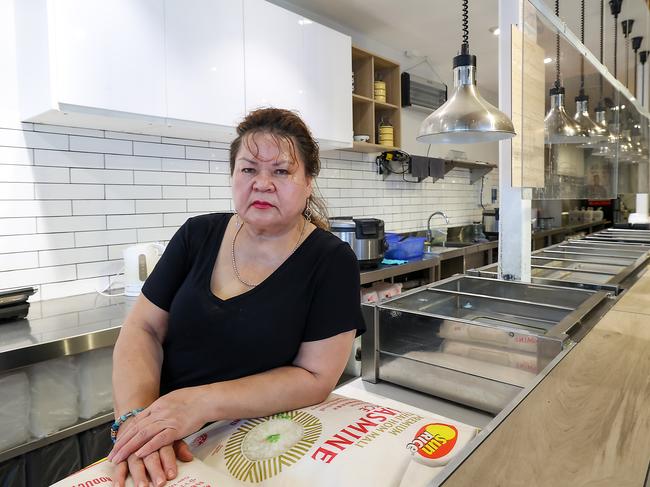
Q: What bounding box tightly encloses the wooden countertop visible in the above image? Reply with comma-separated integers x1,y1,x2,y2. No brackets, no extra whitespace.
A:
443,269,650,486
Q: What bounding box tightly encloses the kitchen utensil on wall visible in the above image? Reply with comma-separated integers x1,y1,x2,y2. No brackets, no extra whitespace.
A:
123,242,165,296
417,0,515,144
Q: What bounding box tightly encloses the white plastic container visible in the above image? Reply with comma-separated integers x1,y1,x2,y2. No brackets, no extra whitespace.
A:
593,207,604,222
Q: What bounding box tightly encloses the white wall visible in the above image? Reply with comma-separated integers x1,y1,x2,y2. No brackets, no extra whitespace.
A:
0,0,499,300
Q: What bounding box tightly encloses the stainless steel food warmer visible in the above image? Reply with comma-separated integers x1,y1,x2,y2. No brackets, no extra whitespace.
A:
468,238,650,294
361,275,607,414
584,228,650,245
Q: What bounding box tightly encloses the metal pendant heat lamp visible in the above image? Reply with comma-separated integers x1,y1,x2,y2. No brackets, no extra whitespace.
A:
545,0,585,145
417,0,515,144
594,0,613,147
575,0,606,141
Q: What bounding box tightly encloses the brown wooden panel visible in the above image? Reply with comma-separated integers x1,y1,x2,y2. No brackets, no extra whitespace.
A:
352,47,373,99
511,26,545,188
443,308,650,486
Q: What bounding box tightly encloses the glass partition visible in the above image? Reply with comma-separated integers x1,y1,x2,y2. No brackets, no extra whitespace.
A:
514,0,650,200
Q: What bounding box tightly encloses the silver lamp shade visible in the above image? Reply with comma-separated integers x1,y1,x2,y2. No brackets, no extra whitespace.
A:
417,53,515,144
544,86,586,145
574,95,607,141
590,108,617,157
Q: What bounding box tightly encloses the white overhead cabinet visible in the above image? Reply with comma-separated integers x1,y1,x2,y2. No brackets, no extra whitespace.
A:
15,0,168,133
14,0,351,147
52,0,166,119
164,0,245,135
243,0,352,149
302,21,353,149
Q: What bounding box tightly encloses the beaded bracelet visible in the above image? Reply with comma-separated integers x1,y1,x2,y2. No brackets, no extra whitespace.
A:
110,408,144,444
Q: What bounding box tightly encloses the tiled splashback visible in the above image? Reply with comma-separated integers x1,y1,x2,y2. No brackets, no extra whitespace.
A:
0,123,497,300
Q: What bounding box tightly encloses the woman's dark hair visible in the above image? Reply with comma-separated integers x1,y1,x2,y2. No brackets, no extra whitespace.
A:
230,108,329,230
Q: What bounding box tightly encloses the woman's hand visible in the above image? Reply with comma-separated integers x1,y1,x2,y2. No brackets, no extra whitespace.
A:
112,440,193,487
109,387,208,465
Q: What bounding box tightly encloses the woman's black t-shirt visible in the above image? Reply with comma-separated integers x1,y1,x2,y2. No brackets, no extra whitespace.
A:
141,213,366,395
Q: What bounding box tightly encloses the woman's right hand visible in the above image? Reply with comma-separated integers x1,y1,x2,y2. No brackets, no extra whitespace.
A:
112,440,193,487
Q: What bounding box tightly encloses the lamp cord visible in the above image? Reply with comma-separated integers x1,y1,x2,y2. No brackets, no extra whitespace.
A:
462,0,469,49
580,0,585,93
599,0,604,101
626,36,630,87
555,0,560,88
614,16,618,79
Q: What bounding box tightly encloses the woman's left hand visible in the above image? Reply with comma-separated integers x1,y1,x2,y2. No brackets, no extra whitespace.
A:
108,387,209,465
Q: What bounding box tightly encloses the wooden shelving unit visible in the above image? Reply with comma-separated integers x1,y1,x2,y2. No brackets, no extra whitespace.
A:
351,46,401,152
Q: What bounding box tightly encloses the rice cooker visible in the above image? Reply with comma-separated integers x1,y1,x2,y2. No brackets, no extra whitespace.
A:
329,218,386,267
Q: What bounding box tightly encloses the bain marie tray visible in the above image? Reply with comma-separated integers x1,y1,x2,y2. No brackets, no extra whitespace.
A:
361,275,607,413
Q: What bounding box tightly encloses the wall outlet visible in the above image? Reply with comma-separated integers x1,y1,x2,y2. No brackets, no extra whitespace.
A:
491,187,498,204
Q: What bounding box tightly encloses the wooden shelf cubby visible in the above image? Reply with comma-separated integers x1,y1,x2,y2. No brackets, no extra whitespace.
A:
351,46,401,152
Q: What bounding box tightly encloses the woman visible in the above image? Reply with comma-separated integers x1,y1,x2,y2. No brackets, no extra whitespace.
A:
107,108,365,487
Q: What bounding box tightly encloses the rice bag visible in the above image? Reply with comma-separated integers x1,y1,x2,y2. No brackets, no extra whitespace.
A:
49,457,230,487
28,357,79,438
185,393,478,486
0,371,31,450
77,347,114,419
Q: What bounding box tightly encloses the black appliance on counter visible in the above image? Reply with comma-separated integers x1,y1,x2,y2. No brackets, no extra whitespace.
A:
0,287,36,321
329,217,386,268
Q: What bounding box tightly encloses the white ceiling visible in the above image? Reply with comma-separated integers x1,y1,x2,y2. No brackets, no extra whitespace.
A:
278,0,650,98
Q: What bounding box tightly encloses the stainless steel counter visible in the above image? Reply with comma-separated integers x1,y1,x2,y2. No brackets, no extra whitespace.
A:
359,254,440,285
0,293,131,374
335,377,493,429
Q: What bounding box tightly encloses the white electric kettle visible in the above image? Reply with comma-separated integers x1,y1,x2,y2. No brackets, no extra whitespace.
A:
123,242,165,296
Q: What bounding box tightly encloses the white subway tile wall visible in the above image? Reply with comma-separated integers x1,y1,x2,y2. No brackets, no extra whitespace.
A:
0,124,497,300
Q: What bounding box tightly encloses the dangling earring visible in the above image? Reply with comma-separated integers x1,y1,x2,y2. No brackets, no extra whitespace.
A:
304,199,313,222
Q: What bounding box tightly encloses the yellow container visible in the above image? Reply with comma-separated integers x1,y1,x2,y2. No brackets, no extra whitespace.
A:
374,81,387,102
378,120,394,146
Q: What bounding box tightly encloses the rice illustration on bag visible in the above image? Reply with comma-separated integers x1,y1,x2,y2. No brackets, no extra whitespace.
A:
224,411,322,482
187,394,479,486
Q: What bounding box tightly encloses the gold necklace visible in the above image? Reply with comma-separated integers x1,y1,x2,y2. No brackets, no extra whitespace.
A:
231,217,307,287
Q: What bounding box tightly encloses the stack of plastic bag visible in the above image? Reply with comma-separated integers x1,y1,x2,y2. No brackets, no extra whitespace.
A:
77,347,114,419
28,357,79,438
0,371,31,450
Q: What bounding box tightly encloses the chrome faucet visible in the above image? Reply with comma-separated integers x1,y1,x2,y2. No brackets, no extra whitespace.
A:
426,211,450,242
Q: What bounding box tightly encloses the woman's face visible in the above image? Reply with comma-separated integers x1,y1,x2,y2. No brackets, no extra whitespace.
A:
232,132,312,231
